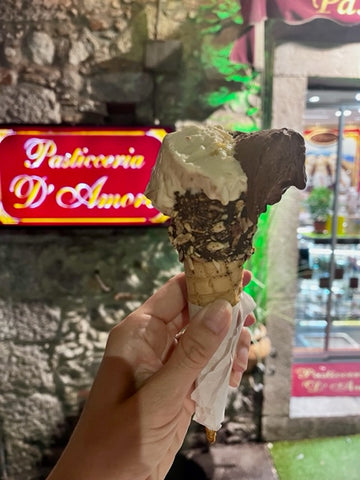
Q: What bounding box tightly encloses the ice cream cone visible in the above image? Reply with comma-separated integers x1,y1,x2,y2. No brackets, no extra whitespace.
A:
171,191,253,443
184,256,245,443
145,124,306,445
184,256,244,307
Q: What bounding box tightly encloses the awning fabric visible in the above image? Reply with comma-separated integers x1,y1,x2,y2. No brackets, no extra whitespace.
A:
233,0,360,65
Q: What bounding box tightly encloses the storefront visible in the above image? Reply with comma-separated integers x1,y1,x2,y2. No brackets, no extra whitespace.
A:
237,0,360,439
292,89,360,417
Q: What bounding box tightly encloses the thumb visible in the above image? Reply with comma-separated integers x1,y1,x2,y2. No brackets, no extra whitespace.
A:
146,299,232,404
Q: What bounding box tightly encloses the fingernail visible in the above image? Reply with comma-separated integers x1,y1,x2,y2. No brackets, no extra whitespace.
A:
202,299,232,334
236,345,249,369
233,371,242,386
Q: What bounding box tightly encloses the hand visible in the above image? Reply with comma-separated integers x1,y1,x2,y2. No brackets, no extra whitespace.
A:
47,272,255,480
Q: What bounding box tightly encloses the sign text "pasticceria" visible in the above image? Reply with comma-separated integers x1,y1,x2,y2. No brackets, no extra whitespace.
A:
24,138,145,170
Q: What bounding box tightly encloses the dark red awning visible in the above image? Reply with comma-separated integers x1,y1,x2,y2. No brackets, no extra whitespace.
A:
233,0,360,65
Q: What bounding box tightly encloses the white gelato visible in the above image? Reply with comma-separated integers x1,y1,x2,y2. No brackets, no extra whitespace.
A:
145,124,247,215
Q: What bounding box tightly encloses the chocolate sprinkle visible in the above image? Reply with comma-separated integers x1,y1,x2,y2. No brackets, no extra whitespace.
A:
169,191,256,262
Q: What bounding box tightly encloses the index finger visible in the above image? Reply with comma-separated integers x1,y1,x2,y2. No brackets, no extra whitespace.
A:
242,269,252,287
141,269,252,323
140,273,188,323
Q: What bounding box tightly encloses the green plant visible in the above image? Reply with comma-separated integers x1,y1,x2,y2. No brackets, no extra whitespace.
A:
305,187,332,222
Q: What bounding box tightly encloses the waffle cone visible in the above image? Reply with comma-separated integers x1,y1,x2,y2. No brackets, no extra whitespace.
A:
184,255,245,443
184,256,244,307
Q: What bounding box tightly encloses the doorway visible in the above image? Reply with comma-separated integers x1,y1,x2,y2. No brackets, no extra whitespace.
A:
291,81,360,417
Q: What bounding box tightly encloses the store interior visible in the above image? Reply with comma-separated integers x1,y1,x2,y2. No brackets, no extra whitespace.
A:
291,79,360,417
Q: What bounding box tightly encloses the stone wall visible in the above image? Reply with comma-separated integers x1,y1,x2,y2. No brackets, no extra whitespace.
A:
0,0,259,128
0,1,260,478
0,227,181,478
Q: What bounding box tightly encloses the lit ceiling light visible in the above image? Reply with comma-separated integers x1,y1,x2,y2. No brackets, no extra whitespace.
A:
355,93,360,101
335,109,352,117
308,95,320,103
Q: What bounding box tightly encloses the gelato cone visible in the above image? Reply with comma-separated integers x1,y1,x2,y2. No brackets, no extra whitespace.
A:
184,257,244,307
184,256,245,443
145,124,306,441
169,185,257,309
167,180,257,442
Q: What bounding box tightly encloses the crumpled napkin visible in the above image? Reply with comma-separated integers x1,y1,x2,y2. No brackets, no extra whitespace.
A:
189,292,256,431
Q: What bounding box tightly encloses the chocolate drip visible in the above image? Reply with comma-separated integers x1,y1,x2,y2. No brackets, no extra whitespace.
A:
232,128,306,223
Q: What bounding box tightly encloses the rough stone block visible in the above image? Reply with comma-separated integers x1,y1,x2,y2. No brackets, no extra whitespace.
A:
0,0,74,22
21,65,61,88
1,392,64,477
89,72,153,103
145,40,182,72
2,343,55,394
0,300,61,342
0,83,61,123
61,65,84,91
27,31,55,65
69,38,93,66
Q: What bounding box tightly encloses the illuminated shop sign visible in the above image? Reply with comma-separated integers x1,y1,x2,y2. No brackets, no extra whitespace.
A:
0,126,170,226
292,362,360,397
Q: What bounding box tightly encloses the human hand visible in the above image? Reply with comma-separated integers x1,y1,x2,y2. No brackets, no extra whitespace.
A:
47,271,255,480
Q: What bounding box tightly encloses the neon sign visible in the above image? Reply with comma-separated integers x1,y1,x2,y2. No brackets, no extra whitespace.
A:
292,362,360,397
0,126,170,226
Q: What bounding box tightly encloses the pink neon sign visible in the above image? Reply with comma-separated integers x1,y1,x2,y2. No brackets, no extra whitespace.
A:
0,126,170,226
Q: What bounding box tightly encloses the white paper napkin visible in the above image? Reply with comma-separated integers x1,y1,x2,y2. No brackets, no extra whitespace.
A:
189,292,256,431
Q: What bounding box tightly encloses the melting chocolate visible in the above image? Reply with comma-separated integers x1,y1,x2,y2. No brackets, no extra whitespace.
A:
169,127,306,264
232,128,306,223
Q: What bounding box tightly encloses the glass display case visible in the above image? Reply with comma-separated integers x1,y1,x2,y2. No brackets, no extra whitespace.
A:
294,233,360,357
291,90,360,409
294,102,360,360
